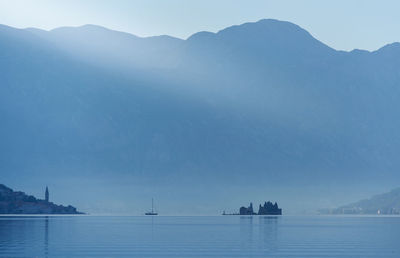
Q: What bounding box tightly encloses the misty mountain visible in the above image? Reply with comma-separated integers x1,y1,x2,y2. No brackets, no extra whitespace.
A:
1,19,400,214
321,188,400,214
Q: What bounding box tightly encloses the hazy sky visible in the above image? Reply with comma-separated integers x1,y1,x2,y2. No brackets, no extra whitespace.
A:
0,0,399,51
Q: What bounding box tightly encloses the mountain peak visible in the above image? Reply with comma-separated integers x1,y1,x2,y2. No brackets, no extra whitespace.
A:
217,19,309,37
375,42,400,53
185,18,334,56
221,19,330,48
221,19,303,31
51,24,111,33
186,19,309,42
50,24,137,38
186,31,215,42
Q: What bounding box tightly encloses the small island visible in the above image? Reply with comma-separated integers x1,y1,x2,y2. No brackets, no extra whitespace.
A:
223,201,282,215
0,184,83,214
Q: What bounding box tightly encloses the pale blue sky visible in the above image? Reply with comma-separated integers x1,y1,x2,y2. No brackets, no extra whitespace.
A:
0,0,399,51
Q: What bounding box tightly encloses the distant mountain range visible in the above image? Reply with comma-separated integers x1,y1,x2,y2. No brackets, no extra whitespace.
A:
1,19,400,214
0,184,81,214
320,188,400,215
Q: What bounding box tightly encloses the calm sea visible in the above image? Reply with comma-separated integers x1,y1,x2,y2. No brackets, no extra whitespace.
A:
0,215,399,257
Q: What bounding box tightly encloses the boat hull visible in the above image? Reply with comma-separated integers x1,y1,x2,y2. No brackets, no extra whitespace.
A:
145,212,158,215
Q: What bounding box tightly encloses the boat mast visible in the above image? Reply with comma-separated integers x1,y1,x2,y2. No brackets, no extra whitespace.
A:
152,198,154,213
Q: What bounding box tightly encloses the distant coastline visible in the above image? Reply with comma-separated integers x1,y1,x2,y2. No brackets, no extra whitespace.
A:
319,188,400,215
0,184,83,214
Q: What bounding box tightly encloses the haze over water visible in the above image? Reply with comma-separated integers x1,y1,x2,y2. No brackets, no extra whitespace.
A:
1,215,399,257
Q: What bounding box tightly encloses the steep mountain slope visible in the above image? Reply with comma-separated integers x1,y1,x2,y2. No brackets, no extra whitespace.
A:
1,19,400,214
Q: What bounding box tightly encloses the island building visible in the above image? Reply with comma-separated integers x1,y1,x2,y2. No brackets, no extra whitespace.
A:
239,201,282,215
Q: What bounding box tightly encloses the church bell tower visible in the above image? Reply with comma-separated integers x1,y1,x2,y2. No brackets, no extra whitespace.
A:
45,186,49,202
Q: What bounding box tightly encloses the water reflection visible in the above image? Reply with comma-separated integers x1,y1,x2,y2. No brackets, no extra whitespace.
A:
0,216,399,257
0,216,51,257
259,216,279,252
44,216,49,258
238,216,280,253
239,216,254,249
150,216,155,240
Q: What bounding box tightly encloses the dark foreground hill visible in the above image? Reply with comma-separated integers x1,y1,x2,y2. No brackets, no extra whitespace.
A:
1,19,400,214
0,184,82,214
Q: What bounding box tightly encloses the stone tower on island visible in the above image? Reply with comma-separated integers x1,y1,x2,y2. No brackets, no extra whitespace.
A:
45,186,49,202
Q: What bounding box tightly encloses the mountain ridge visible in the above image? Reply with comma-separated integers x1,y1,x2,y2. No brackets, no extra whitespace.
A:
1,19,400,214
5,19,396,52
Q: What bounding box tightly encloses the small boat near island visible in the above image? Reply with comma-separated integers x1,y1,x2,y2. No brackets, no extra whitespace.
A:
145,198,158,215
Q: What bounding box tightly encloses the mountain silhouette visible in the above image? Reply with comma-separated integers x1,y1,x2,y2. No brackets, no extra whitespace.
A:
1,19,400,214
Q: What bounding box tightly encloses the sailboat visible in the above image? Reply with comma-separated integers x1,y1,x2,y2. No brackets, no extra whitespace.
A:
145,198,158,215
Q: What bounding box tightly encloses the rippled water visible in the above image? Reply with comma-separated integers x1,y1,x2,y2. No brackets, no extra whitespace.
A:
0,215,399,257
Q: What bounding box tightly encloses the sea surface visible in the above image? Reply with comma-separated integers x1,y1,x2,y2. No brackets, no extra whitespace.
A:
0,215,399,257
